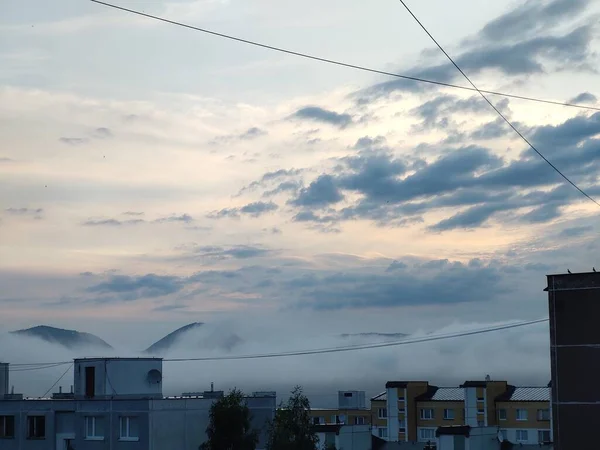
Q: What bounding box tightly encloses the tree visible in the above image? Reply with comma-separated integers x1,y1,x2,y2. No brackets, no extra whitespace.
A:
201,389,259,450
266,386,320,450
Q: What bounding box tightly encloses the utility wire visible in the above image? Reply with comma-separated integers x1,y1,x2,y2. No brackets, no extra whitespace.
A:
163,318,548,362
40,364,73,398
6,318,547,367
88,0,600,112
395,0,600,208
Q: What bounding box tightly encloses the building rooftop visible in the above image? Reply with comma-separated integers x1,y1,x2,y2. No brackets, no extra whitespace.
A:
371,391,386,401
496,386,550,402
431,387,465,402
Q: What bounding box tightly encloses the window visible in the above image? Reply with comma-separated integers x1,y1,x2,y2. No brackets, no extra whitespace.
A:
398,408,405,414
537,409,550,421
312,417,324,425
85,416,105,440
477,408,485,414
399,419,406,433
516,409,528,421
398,395,405,401
344,392,353,398
378,408,387,419
498,408,507,420
477,420,485,427
477,396,484,401
119,416,139,441
443,409,455,420
332,415,345,424
516,430,528,442
354,416,365,425
420,408,434,420
378,428,388,438
419,428,435,442
27,416,46,439
499,430,507,441
538,430,551,443
0,415,15,438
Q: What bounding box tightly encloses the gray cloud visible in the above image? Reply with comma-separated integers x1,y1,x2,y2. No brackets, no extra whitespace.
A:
82,214,193,226
0,157,14,163
211,127,268,145
569,92,598,104
470,118,511,140
237,168,303,196
289,175,344,207
123,211,144,216
208,201,278,219
291,106,353,128
386,260,407,272
5,207,43,216
178,244,273,261
59,137,88,145
557,225,593,238
87,274,184,301
263,181,303,197
477,0,590,42
94,127,113,138
361,22,595,100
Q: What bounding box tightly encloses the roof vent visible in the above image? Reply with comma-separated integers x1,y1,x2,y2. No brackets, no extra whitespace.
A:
147,369,162,384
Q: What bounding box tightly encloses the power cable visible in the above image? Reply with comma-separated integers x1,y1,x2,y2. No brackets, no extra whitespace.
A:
163,318,548,362
88,0,600,112
5,318,547,367
395,0,600,208
40,364,73,399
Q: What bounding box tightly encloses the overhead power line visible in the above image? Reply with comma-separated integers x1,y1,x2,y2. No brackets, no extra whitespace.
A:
163,318,548,362
88,0,600,112
395,0,600,208
6,318,547,367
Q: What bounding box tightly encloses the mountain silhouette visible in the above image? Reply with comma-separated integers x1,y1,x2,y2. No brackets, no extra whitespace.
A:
11,325,113,350
144,322,204,355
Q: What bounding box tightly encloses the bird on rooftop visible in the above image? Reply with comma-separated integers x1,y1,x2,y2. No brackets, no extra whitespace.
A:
568,269,572,274
593,267,596,272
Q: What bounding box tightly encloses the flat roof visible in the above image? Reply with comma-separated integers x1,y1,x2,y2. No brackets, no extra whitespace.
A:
74,357,162,362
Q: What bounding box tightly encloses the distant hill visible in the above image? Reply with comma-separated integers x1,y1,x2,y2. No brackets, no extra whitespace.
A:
339,332,408,340
11,325,113,350
144,322,204,355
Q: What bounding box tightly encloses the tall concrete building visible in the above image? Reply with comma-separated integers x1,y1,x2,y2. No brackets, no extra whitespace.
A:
547,271,600,450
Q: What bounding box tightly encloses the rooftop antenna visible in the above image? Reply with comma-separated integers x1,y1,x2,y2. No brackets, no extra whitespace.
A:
211,382,214,393
485,374,491,382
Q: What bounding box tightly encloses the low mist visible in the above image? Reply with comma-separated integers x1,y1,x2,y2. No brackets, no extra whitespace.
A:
0,316,551,407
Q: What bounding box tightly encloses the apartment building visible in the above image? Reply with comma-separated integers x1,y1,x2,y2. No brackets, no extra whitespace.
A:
310,391,371,427
370,391,387,439
0,358,276,450
547,271,600,450
381,379,551,446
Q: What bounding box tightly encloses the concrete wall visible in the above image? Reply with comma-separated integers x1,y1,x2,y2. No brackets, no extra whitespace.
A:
337,424,371,450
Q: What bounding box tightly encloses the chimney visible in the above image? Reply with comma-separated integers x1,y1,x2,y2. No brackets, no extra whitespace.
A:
211,382,214,393
59,386,62,394
70,385,73,394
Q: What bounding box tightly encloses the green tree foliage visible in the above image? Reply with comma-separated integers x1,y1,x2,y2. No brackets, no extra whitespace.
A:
201,389,259,450
266,386,320,450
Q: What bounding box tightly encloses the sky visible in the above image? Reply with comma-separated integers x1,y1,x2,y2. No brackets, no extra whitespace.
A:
1,0,599,400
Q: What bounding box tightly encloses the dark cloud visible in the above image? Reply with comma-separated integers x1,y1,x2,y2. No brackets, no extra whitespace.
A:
361,23,594,100
208,201,278,219
87,274,184,301
477,0,590,42
263,181,303,197
557,225,593,238
94,127,113,138
386,260,407,272
178,244,273,261
470,118,511,140
59,137,88,145
568,92,597,104
82,218,144,226
82,214,193,226
154,214,193,224
237,169,303,195
153,304,188,312
5,207,43,216
291,106,353,128
274,111,600,231
410,95,495,131
289,175,344,207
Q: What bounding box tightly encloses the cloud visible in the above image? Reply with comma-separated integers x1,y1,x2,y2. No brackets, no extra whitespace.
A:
291,106,353,128
410,95,495,131
184,245,272,260
86,274,185,301
477,0,590,42
289,175,344,207
237,169,303,196
470,118,511,140
5,207,43,216
557,225,593,238
59,137,88,145
361,22,595,100
569,92,598,104
386,260,407,272
208,201,278,219
0,157,14,163
94,127,113,138
82,214,193,226
211,127,268,145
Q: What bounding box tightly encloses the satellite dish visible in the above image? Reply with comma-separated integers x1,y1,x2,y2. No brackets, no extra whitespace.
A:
147,369,162,384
